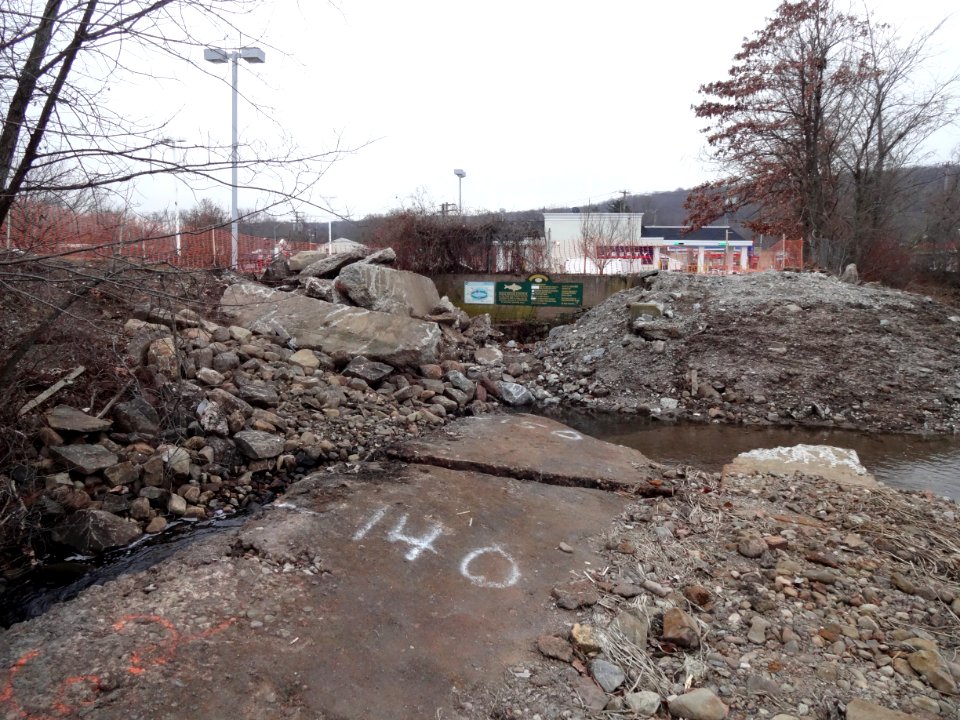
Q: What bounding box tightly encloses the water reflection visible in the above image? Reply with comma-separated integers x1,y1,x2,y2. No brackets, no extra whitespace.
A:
543,412,960,501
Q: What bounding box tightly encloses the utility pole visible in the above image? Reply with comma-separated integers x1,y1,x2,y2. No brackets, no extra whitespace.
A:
619,189,629,212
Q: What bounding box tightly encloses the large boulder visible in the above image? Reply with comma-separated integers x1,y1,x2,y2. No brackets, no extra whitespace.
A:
49,509,142,553
298,248,368,278
335,263,441,318
220,283,441,367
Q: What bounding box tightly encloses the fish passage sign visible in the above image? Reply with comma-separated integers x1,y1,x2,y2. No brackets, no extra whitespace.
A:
463,276,583,307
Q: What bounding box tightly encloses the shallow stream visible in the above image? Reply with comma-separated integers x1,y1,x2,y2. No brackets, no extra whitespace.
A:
542,411,960,501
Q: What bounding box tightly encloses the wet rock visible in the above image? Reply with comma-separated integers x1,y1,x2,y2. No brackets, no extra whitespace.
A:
552,580,599,610
45,405,112,433
50,509,142,553
537,634,573,662
234,430,284,460
667,688,728,720
50,444,118,474
625,691,661,717
662,608,700,649
590,658,625,692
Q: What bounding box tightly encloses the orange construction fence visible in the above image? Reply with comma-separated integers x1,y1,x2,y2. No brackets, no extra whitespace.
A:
755,238,803,271
0,203,321,272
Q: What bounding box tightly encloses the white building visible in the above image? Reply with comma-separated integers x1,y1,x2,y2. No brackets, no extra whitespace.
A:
542,212,752,274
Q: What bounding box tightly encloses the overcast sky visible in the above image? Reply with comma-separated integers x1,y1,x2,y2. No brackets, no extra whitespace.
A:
130,0,960,222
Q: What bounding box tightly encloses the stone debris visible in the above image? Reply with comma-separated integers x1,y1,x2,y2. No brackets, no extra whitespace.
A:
17,246,548,556
531,271,960,433
523,464,960,719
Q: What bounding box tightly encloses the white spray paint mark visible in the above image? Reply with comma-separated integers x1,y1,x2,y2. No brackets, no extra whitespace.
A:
387,514,444,561
551,429,583,441
352,505,389,540
738,444,868,474
459,546,521,588
270,501,321,516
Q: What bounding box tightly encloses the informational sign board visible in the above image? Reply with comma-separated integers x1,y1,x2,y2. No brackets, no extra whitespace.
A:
464,276,583,308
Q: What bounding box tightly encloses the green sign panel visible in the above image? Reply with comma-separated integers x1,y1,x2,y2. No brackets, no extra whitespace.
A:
494,281,583,307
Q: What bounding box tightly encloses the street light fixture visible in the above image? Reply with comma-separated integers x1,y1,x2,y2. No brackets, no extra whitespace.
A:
204,46,266,268
454,168,466,215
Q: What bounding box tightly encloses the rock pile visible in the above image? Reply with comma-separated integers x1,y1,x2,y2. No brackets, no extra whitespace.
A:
524,466,960,719
24,247,544,556
531,271,960,434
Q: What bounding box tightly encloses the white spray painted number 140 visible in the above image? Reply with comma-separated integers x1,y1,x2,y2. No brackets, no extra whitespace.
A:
352,505,520,589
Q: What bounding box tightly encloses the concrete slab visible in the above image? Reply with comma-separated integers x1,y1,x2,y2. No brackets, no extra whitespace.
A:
393,413,668,494
0,465,625,720
723,444,879,487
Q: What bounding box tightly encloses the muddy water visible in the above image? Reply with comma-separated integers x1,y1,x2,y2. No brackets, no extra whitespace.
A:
543,412,960,501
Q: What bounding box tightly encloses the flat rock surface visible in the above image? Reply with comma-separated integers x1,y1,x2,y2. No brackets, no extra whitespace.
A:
0,464,624,720
44,404,112,433
393,413,666,493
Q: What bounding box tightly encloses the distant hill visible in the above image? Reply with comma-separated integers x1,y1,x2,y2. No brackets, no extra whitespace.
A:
240,164,958,246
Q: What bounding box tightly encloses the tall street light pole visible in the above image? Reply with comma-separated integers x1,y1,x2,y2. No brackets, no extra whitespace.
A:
204,46,265,269
454,168,466,215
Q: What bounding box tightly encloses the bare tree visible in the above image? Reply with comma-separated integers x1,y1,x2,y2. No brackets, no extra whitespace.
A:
577,209,641,274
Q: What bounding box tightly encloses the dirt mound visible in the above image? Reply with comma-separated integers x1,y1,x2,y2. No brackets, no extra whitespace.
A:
533,271,960,433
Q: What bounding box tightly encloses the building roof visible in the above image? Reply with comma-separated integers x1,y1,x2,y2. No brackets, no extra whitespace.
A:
642,226,745,242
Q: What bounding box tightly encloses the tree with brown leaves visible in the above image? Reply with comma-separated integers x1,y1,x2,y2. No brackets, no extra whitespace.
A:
687,0,959,273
